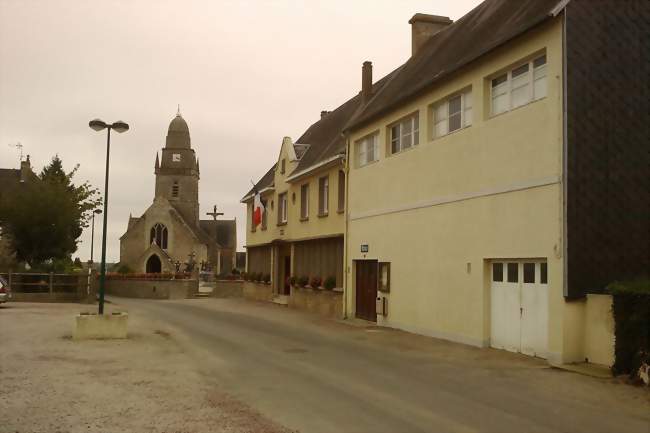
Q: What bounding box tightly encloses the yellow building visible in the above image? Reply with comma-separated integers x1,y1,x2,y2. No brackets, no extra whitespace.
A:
242,0,648,366
343,0,648,366
241,98,363,300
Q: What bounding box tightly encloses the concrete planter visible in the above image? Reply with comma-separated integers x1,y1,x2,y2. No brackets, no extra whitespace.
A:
289,286,343,319
242,281,274,302
73,312,128,340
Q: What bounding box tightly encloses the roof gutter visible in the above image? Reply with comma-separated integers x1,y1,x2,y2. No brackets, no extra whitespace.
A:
285,154,344,183
550,0,570,17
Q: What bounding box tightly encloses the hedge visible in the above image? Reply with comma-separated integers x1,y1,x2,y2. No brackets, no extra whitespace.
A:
607,279,650,376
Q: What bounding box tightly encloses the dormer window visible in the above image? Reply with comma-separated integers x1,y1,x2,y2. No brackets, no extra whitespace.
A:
280,159,286,174
172,181,179,198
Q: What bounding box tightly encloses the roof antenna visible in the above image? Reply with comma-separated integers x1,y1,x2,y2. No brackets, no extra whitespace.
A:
8,142,24,163
177,104,181,117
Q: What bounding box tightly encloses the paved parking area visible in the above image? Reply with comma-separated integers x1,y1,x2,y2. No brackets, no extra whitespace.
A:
1,298,648,433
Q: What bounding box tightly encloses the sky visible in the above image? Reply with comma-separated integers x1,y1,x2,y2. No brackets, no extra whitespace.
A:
0,0,481,263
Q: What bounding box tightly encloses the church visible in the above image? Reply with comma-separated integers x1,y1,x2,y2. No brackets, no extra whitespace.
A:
119,112,237,275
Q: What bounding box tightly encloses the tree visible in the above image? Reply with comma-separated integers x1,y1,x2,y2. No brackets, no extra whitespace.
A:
0,155,101,266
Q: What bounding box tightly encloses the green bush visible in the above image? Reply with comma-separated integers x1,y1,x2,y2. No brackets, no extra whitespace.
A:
297,276,309,288
263,273,271,284
323,276,336,290
607,278,650,376
288,275,296,286
115,264,133,275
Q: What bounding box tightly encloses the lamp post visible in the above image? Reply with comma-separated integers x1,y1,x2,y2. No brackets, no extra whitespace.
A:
89,119,129,315
90,209,102,263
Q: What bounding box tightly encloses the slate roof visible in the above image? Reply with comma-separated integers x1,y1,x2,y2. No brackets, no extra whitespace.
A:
346,0,562,130
199,219,237,249
0,168,20,185
241,70,398,201
242,163,277,201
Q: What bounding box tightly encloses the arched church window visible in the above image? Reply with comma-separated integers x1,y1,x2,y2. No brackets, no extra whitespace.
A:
150,223,168,250
172,181,179,198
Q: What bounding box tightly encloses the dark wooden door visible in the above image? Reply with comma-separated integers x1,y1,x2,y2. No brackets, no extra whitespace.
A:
355,260,377,322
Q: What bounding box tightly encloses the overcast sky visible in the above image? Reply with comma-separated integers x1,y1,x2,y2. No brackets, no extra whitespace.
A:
0,0,481,263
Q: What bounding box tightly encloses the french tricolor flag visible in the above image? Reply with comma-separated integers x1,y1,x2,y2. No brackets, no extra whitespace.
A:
252,187,265,227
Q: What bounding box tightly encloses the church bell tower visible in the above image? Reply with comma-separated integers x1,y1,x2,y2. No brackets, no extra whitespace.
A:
154,112,200,226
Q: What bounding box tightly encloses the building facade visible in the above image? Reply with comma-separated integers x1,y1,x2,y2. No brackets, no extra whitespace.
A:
343,0,648,365
120,113,237,274
241,98,365,298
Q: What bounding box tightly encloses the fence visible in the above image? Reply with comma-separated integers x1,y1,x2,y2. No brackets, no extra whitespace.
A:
0,271,94,303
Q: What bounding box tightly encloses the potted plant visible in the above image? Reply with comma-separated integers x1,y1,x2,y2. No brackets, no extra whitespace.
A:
309,276,322,290
323,276,336,291
263,273,271,284
287,275,296,287
298,276,309,288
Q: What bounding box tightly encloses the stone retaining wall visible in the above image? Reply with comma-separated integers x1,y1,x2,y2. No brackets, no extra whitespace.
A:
212,280,244,298
242,281,274,302
289,286,343,319
104,278,198,300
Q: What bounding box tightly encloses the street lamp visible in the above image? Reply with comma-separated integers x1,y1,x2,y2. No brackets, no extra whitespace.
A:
88,119,130,315
90,209,102,263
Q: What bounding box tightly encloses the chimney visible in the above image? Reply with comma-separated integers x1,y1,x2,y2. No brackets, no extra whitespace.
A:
409,13,452,56
19,155,31,183
361,61,373,103
320,110,330,119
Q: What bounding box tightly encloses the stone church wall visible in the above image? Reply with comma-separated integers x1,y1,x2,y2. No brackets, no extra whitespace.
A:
105,278,198,299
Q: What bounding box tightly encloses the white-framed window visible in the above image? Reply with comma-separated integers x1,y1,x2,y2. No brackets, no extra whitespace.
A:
278,192,288,224
491,54,547,116
433,89,472,138
318,176,329,216
300,183,309,219
356,133,379,167
389,113,419,154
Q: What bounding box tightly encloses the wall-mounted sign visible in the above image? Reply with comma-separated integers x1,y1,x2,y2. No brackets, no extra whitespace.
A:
360,244,369,253
378,262,391,293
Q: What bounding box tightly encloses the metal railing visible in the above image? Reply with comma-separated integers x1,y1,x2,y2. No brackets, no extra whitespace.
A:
0,272,86,295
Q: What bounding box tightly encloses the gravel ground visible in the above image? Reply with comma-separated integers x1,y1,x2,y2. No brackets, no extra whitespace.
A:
0,302,295,433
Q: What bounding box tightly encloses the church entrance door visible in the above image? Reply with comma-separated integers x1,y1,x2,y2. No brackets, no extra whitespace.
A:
146,254,162,274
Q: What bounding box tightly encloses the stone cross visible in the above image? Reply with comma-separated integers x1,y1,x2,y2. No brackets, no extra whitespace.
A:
206,204,224,221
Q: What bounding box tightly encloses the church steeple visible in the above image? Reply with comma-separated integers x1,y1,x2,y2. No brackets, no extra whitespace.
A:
154,112,200,227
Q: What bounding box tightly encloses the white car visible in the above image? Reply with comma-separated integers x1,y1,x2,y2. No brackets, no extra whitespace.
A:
0,276,10,304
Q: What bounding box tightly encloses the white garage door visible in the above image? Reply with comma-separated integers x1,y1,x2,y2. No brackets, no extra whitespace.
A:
490,261,548,359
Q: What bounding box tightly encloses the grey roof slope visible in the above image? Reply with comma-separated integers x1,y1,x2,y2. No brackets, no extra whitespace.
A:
241,69,399,201
293,69,399,175
0,168,20,185
346,0,562,130
242,163,277,201
200,219,236,249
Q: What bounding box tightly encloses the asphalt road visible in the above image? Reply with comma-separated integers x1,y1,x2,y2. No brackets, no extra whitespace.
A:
113,297,650,433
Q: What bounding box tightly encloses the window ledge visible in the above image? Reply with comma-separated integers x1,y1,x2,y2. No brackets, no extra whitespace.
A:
357,159,379,170
337,209,344,214
432,124,472,142
299,217,309,222
488,96,547,120
318,213,329,218
388,143,418,158
276,221,288,227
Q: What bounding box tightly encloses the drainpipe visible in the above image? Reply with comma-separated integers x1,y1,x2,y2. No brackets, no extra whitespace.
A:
342,133,351,319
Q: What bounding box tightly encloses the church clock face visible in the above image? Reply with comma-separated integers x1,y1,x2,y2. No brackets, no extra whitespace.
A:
172,153,181,162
